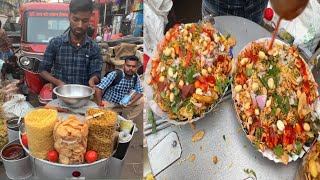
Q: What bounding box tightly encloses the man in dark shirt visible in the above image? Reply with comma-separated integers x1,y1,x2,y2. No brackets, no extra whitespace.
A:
39,0,102,88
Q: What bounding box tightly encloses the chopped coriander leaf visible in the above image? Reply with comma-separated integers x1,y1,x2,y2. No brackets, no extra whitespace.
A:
273,144,284,156
295,141,302,155
245,68,254,77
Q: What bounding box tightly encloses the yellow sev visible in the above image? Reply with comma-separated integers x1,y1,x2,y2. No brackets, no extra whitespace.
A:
24,109,58,159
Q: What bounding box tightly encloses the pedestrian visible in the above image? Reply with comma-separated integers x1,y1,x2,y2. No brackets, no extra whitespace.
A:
39,0,102,88
0,20,13,60
1,55,28,95
95,55,144,121
103,25,112,42
202,0,269,24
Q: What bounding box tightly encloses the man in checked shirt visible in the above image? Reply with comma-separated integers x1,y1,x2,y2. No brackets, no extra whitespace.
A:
95,55,144,121
39,0,102,88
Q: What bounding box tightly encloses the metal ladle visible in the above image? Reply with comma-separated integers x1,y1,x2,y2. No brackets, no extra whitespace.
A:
17,110,24,124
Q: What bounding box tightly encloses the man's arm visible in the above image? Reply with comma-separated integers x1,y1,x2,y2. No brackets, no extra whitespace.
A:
88,43,103,87
40,71,65,86
128,75,143,106
94,87,103,106
39,38,65,86
95,72,116,105
88,75,100,88
128,93,143,106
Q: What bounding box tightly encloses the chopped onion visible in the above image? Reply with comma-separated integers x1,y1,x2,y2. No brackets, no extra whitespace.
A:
193,73,201,78
256,95,267,110
250,91,257,105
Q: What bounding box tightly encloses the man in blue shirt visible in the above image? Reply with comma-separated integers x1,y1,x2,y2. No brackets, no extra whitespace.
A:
95,55,144,120
39,0,102,88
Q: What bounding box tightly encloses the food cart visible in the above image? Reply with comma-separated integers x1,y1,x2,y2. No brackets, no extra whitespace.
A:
0,98,135,179
144,16,320,179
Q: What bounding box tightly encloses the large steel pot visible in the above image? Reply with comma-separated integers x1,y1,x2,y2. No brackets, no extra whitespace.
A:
19,123,119,179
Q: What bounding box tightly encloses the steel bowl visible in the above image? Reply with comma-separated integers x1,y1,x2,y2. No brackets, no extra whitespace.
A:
53,84,94,108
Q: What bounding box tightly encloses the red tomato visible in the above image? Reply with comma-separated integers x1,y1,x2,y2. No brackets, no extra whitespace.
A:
194,80,201,89
283,126,295,146
235,73,247,85
47,150,59,162
199,84,209,91
85,150,98,163
206,75,216,84
264,8,274,21
21,134,28,147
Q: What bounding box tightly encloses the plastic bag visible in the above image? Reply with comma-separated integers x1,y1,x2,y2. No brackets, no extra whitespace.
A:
268,0,320,53
144,0,173,58
2,94,34,117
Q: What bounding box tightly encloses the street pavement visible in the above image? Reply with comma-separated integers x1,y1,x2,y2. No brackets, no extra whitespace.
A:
0,92,143,179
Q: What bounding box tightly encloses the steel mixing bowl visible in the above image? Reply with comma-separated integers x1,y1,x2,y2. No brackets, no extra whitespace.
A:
53,84,95,108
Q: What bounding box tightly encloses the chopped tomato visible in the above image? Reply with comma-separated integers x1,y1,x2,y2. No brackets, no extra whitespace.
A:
283,126,295,146
217,55,225,63
189,26,196,33
198,76,207,83
199,83,209,91
173,24,181,29
235,73,247,85
206,75,216,84
244,51,258,63
179,49,184,58
295,123,302,133
302,81,310,95
194,80,201,89
269,127,278,147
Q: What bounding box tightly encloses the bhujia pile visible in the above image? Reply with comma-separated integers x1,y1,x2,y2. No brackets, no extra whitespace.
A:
53,115,89,165
0,107,8,150
24,109,57,159
86,108,117,159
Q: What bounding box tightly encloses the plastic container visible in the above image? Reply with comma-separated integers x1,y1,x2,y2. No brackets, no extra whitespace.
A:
0,139,32,180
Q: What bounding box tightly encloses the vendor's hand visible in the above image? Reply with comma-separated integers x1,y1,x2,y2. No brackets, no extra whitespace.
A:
88,79,96,88
122,102,132,108
55,80,65,87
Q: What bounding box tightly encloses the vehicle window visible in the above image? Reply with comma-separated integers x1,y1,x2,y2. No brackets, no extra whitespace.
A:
27,16,69,43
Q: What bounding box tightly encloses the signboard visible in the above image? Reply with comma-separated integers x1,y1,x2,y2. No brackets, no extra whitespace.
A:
27,11,69,17
111,0,120,12
132,0,143,11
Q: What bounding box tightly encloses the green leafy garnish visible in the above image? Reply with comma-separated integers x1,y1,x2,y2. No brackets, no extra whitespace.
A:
170,103,179,114
245,68,254,77
160,92,166,99
162,54,171,60
282,99,290,114
174,87,180,96
244,169,257,180
148,109,157,133
216,78,229,95
295,141,302,155
273,144,284,156
255,127,263,141
185,65,195,84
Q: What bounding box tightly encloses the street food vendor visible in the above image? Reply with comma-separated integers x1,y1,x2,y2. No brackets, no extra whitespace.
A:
95,55,144,121
39,0,102,88
0,20,13,60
